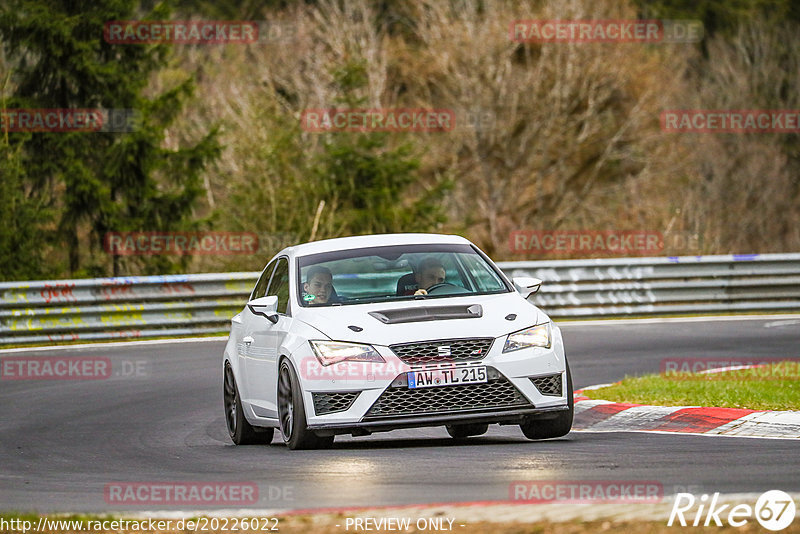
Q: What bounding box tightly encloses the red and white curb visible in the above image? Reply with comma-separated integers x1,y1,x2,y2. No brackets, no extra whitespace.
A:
573,389,800,439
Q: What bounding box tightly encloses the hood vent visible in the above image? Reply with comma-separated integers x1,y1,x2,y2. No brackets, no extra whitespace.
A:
369,304,482,324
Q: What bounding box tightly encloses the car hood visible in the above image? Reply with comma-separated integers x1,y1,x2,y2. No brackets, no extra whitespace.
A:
293,292,546,346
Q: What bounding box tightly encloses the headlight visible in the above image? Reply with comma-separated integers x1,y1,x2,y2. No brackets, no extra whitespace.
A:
309,341,385,366
503,323,551,352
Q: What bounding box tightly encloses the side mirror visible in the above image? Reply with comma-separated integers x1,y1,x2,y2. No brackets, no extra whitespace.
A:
512,277,542,299
247,295,279,324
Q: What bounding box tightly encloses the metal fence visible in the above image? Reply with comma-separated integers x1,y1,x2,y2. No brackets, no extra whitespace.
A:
2,253,799,346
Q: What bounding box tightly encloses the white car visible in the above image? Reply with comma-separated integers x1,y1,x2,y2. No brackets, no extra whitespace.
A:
223,233,573,449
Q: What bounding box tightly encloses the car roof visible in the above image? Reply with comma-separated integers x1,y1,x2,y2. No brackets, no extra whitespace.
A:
280,233,473,259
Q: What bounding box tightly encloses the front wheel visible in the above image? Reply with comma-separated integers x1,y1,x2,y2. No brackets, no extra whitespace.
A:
224,363,274,445
277,359,334,450
520,362,574,440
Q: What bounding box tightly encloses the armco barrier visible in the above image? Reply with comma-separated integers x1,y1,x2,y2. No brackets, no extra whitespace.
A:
0,273,256,346
1,254,799,346
505,253,800,317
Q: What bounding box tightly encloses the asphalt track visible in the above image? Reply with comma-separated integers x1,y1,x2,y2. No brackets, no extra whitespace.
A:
1,317,799,513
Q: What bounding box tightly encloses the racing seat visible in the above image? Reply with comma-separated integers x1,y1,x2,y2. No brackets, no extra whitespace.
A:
396,272,418,296
329,286,341,303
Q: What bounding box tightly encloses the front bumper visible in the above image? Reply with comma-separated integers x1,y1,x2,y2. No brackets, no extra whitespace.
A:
296,326,569,431
309,405,570,436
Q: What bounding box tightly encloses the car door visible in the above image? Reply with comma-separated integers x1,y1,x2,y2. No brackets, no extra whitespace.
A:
242,256,291,419
237,260,275,409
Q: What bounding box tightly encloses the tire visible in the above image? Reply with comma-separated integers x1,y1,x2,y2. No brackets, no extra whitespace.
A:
277,359,334,450
446,423,489,439
520,361,574,440
224,362,274,445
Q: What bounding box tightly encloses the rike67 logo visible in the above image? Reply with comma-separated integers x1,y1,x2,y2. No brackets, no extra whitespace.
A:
668,490,796,531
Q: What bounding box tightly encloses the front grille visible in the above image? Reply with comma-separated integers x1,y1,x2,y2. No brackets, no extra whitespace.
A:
312,391,360,415
389,338,494,365
530,374,562,396
364,373,530,419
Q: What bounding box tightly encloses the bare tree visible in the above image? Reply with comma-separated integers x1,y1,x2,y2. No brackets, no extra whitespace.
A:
406,0,687,256
679,18,800,253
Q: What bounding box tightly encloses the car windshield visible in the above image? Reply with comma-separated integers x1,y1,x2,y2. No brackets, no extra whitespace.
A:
296,243,509,307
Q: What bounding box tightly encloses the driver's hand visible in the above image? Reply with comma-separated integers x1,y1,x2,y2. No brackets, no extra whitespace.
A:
414,289,428,296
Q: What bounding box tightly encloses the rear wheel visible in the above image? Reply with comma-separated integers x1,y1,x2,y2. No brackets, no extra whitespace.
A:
224,363,274,445
277,359,334,450
446,423,489,439
520,362,574,440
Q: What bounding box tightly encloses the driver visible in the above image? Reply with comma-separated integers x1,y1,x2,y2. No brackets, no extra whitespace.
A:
303,266,334,305
413,257,446,296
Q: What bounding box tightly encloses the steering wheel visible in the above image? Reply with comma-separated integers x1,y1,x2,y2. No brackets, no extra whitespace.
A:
425,282,464,295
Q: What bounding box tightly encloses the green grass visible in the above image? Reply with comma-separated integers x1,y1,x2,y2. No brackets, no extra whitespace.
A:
583,361,800,411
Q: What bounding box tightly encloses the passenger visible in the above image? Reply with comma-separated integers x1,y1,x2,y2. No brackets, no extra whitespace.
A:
303,266,335,305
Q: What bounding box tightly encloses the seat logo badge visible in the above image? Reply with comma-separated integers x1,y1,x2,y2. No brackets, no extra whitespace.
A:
438,345,451,357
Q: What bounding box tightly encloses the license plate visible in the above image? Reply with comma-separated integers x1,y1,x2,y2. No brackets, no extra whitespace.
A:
407,366,487,389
